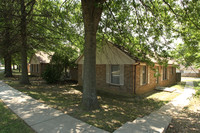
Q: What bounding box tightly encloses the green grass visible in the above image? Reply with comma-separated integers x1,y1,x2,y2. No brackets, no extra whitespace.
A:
0,71,186,132
4,79,184,132
193,81,200,97
0,100,34,133
0,69,21,80
174,82,186,91
144,83,185,102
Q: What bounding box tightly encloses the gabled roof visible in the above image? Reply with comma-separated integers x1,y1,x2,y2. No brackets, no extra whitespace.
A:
76,41,177,65
76,41,136,64
108,41,140,61
31,51,54,64
110,42,177,65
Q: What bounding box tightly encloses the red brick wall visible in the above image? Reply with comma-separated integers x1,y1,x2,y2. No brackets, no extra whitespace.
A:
78,64,177,95
78,64,134,95
135,65,177,94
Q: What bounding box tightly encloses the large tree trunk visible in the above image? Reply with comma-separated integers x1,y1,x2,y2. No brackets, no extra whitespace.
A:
3,9,13,77
81,0,104,110
4,55,13,77
19,0,30,84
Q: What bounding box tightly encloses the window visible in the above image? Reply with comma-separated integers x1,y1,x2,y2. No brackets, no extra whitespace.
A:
111,65,120,84
141,66,147,85
106,64,124,85
156,66,159,84
163,67,167,80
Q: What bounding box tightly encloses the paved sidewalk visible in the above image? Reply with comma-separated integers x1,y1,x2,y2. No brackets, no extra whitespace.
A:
0,81,108,133
114,81,195,133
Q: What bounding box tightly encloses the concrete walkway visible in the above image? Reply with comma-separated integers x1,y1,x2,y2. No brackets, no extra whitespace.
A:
0,81,108,133
114,81,195,133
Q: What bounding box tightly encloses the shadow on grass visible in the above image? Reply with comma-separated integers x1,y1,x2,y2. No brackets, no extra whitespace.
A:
5,76,182,132
0,100,34,133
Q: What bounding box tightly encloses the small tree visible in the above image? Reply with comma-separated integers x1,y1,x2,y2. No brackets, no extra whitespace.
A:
42,45,78,83
42,64,63,84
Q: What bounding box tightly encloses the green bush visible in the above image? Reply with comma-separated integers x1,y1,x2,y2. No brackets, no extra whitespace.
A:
195,89,200,97
193,81,200,98
42,65,63,84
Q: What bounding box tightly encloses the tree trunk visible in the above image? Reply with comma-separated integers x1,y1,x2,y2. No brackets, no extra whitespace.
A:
19,0,30,84
3,7,13,77
20,48,29,84
4,55,13,77
81,0,104,110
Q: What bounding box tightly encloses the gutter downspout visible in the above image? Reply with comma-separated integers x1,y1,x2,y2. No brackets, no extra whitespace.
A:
134,62,140,95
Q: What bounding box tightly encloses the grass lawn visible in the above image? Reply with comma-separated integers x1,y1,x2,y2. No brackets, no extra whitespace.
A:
193,81,200,97
1,74,185,132
0,100,34,133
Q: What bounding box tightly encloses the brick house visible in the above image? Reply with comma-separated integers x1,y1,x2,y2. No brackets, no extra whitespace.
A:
29,51,78,80
76,42,177,95
29,51,53,76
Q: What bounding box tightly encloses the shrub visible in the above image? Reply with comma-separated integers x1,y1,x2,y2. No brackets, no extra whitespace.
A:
42,65,63,84
194,89,200,97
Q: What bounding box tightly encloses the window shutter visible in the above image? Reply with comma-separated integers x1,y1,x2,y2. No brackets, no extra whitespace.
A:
120,65,124,85
140,66,143,85
167,67,169,80
106,64,110,83
148,66,150,84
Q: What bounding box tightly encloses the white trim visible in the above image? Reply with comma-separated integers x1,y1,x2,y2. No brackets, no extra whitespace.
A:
107,64,124,86
140,65,147,86
167,67,169,79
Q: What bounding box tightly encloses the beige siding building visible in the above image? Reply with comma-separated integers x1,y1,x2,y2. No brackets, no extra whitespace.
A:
29,51,53,76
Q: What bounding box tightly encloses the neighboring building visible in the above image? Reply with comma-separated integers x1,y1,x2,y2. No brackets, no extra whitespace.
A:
76,42,177,95
29,51,78,81
29,51,53,76
178,65,200,77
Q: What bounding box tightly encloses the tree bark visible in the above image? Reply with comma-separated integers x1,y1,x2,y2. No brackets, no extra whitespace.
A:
3,7,13,77
81,0,104,110
19,0,30,84
4,55,13,77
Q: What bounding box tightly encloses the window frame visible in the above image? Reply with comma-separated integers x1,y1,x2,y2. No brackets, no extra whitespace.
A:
156,66,159,84
110,65,121,85
163,67,167,80
141,66,147,85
